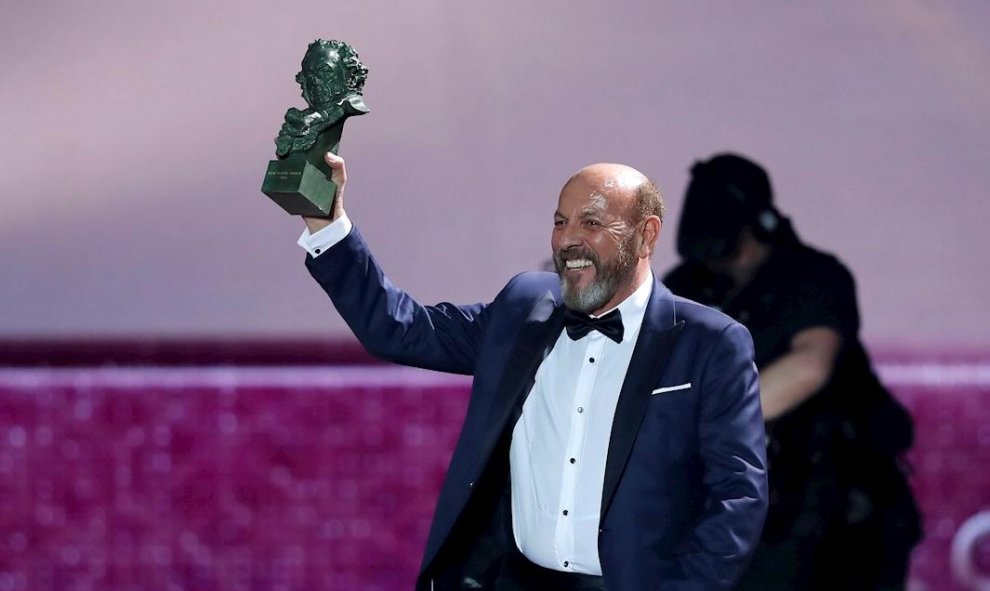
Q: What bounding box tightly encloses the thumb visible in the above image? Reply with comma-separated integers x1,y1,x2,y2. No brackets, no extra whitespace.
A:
324,152,346,185
324,151,347,220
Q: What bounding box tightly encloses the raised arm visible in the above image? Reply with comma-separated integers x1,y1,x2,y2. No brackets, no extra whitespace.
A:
301,153,489,374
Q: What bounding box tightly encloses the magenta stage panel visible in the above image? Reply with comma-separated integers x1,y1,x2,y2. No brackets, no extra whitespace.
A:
0,367,470,591
0,363,987,591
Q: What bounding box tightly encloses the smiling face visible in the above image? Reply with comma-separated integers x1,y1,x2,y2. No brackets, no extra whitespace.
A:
552,164,658,314
296,46,346,110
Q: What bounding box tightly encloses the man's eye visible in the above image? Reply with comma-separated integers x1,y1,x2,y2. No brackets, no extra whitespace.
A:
553,220,565,227
585,220,601,227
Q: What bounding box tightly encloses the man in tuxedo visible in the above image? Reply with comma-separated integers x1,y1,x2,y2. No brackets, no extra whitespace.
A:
295,153,768,590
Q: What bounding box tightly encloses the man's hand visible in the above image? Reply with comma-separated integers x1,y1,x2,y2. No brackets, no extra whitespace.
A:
303,152,347,233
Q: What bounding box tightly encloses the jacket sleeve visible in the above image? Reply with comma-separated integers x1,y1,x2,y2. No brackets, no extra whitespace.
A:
304,226,489,375
662,322,769,590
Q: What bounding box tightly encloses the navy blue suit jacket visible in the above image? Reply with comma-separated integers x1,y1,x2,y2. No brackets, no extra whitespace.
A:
307,227,768,591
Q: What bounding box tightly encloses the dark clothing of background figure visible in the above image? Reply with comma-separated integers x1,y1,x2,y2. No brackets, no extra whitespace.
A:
664,220,922,591
306,227,768,591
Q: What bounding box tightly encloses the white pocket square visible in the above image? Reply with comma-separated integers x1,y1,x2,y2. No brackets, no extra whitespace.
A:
651,383,692,395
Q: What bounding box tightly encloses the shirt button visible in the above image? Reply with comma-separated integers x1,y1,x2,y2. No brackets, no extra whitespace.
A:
562,509,569,516
314,248,322,255
589,357,595,363
577,407,584,413
569,458,576,464
563,561,569,567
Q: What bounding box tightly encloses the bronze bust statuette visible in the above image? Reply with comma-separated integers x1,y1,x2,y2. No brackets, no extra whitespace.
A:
262,39,369,216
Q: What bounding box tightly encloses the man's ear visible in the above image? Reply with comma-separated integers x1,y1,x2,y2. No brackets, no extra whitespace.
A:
639,216,662,257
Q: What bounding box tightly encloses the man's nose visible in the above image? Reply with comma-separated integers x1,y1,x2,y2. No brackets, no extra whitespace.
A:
556,223,584,250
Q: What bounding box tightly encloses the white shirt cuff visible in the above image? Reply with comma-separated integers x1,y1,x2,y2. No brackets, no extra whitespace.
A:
297,213,353,257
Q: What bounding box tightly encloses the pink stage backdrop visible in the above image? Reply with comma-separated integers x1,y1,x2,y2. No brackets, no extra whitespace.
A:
0,362,987,591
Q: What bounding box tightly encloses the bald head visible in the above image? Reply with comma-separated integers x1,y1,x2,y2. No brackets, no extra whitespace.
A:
564,163,665,223
568,162,648,191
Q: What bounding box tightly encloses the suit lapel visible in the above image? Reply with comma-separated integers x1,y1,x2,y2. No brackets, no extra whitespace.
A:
478,290,565,466
600,278,684,520
422,290,564,576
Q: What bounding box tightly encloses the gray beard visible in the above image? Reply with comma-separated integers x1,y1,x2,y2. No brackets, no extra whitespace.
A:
556,236,637,314
561,274,613,314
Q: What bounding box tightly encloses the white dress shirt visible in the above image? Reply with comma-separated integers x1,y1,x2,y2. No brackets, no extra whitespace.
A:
510,274,651,574
299,217,653,575
297,215,352,257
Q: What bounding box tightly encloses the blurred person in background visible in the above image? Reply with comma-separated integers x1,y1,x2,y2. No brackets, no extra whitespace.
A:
663,153,922,590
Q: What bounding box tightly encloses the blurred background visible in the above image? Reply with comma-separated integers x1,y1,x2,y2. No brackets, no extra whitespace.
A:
1,0,988,589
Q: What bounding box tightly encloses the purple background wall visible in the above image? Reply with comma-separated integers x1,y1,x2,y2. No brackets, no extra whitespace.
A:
1,0,988,347
3,3,990,586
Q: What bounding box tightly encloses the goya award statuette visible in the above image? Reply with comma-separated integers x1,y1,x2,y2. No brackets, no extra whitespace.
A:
262,39,369,216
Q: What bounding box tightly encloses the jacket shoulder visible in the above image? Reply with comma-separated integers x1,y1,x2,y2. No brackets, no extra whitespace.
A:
494,271,560,305
670,293,744,336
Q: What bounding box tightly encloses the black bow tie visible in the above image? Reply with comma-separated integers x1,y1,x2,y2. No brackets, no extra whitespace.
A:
563,308,624,343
